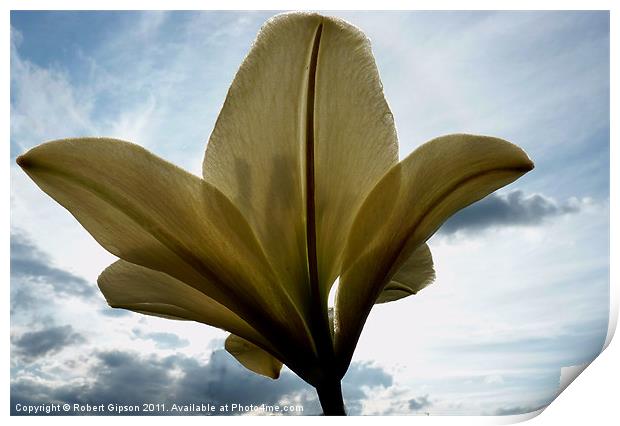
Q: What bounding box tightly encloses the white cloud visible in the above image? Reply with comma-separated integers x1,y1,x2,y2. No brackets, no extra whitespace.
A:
11,28,98,153
352,199,607,413
333,11,609,181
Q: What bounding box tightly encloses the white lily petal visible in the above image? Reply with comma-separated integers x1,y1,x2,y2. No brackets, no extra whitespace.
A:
17,138,314,362
225,334,283,379
98,260,280,357
203,12,398,315
376,243,435,304
335,134,534,371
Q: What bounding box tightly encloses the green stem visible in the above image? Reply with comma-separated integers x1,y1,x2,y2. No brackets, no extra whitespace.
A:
316,379,346,415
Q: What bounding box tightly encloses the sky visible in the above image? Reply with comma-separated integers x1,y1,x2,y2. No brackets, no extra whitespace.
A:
9,11,609,416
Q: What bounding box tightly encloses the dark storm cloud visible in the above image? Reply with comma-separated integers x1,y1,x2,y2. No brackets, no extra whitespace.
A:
174,350,315,411
11,349,394,415
12,325,85,361
408,394,431,411
11,231,95,302
439,190,581,235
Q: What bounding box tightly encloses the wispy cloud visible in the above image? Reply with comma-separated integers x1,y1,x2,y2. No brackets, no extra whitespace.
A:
340,11,609,200
10,27,97,158
494,404,547,416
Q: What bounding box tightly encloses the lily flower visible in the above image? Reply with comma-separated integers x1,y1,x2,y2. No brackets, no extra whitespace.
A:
16,12,533,415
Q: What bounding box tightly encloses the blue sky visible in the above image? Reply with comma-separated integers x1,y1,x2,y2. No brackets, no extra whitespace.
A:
10,11,609,415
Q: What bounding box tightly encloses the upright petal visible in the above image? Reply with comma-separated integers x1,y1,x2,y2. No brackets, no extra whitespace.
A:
225,334,283,379
202,12,398,316
313,16,399,295
375,243,435,304
335,134,534,371
16,138,314,365
98,260,281,359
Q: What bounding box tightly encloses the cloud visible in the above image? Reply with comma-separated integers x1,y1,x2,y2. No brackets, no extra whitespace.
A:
12,325,85,361
408,394,431,411
340,361,392,414
343,361,393,390
11,231,96,308
439,190,585,235
10,26,98,159
11,349,394,415
132,329,190,349
494,404,546,416
98,308,132,318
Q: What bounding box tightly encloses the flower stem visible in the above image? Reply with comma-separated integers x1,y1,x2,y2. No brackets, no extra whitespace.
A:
316,379,346,415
